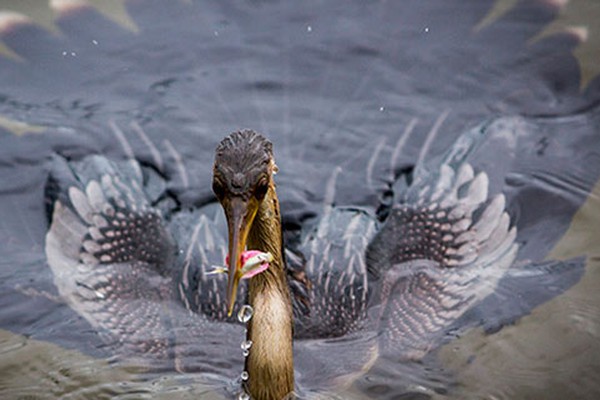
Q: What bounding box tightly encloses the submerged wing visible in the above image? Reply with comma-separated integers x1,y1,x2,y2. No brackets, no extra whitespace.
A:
367,125,518,359
45,155,239,370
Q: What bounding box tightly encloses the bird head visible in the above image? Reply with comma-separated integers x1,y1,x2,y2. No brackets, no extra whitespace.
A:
212,129,277,316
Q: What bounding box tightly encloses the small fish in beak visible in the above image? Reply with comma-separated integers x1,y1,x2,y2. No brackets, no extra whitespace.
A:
206,250,273,280
238,250,274,278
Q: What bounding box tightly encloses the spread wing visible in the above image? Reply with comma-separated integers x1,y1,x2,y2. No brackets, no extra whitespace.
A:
366,128,518,359
45,155,242,371
287,206,381,391
289,206,378,339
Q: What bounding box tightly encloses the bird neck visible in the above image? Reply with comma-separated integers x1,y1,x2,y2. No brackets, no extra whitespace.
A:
246,183,295,400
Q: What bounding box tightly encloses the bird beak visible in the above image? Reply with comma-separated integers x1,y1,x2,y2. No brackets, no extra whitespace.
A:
224,196,258,317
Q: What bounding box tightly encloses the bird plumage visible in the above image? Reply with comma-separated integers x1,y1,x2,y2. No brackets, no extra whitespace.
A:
45,124,520,398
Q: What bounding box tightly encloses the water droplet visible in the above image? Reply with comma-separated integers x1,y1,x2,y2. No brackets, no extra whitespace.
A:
243,349,249,357
379,106,385,112
307,25,312,32
241,371,249,381
241,340,253,351
62,51,67,56
92,40,98,45
238,392,250,400
237,305,253,323
424,27,430,33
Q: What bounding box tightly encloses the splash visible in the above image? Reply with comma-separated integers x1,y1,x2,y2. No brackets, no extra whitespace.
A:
241,340,253,357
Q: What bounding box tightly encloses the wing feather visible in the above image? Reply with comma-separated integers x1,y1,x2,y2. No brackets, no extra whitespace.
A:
291,207,378,339
367,122,519,358
45,155,238,371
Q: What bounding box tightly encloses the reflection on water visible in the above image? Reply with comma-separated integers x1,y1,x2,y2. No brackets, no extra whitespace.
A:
0,0,599,399
0,329,226,399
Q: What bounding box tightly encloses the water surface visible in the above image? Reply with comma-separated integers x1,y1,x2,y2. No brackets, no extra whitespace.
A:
0,1,599,399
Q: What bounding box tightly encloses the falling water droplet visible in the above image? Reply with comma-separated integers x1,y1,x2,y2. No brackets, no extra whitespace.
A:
237,305,253,323
237,392,250,400
241,371,249,381
241,340,253,351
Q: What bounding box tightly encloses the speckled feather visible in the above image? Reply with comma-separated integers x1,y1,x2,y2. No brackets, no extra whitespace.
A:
292,207,377,338
366,151,517,359
45,155,242,370
45,127,518,376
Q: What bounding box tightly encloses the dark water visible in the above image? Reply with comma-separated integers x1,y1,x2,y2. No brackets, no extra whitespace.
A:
0,0,599,399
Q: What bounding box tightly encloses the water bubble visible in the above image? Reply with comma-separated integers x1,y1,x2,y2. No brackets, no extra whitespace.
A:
241,340,253,351
237,392,250,400
237,305,253,323
241,371,249,381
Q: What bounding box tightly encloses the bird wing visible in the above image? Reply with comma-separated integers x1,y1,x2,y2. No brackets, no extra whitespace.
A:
366,124,518,359
166,201,247,321
285,206,382,392
45,155,240,370
288,206,379,339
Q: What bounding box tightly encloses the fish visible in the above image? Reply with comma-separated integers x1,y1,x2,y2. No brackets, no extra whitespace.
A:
206,250,273,279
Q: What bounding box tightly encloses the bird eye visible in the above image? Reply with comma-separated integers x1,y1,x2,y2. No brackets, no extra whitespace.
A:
255,178,269,200
212,179,225,199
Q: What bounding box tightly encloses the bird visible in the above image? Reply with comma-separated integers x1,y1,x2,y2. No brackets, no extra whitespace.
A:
45,127,519,400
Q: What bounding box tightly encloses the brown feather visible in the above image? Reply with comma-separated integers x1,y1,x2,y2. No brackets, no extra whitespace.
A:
214,130,295,399
246,182,295,399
